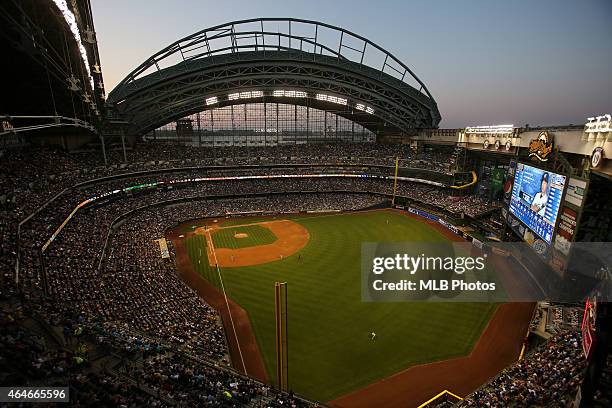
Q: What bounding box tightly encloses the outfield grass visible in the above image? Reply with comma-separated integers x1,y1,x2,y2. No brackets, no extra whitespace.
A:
185,210,496,401
220,216,284,227
212,224,278,249
185,234,220,287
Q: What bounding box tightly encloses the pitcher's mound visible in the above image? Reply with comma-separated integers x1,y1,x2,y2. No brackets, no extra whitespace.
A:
203,220,309,267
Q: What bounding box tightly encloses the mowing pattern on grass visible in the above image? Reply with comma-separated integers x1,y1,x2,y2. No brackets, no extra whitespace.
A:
184,210,496,402
212,225,277,249
220,216,283,227
185,234,220,287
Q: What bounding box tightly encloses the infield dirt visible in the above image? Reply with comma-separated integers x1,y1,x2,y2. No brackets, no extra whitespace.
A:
195,220,309,267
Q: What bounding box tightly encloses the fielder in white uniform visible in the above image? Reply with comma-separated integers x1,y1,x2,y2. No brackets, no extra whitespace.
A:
530,173,549,217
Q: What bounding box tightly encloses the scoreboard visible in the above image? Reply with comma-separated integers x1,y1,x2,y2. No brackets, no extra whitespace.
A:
508,162,566,244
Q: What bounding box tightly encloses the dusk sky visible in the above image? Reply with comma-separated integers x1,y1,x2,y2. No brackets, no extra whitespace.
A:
92,0,612,128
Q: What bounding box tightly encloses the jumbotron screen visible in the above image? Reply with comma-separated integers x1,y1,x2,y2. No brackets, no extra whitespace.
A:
509,162,566,244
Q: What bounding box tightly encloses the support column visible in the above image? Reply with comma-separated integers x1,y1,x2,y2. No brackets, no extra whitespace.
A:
335,113,339,142
121,133,127,163
324,111,327,140
210,110,215,149
197,112,202,147
306,104,310,143
276,103,279,145
244,104,247,146
231,105,235,146
99,134,107,166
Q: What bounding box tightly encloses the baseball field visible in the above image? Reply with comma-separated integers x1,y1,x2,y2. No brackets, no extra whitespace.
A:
170,209,506,403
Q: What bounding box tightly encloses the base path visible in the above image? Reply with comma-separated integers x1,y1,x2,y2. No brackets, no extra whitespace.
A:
196,220,310,267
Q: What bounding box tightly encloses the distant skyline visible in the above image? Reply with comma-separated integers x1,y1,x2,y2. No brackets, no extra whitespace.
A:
92,0,612,128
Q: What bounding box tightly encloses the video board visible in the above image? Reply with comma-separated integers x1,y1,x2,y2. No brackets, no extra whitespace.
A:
508,162,566,244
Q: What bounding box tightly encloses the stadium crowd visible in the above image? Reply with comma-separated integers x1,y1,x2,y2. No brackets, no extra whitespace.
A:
1,142,458,213
0,142,487,289
0,141,501,407
3,188,382,406
461,330,584,407
0,298,310,407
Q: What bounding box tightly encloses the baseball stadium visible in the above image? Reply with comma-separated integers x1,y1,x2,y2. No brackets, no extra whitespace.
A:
0,2,611,407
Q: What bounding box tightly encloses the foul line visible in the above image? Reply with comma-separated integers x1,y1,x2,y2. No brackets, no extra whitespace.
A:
205,229,247,375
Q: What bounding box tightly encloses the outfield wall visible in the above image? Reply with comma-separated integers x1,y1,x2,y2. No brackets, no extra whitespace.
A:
397,205,583,303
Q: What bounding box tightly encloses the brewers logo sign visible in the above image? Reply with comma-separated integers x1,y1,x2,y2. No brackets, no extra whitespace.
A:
591,147,604,168
529,131,553,161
